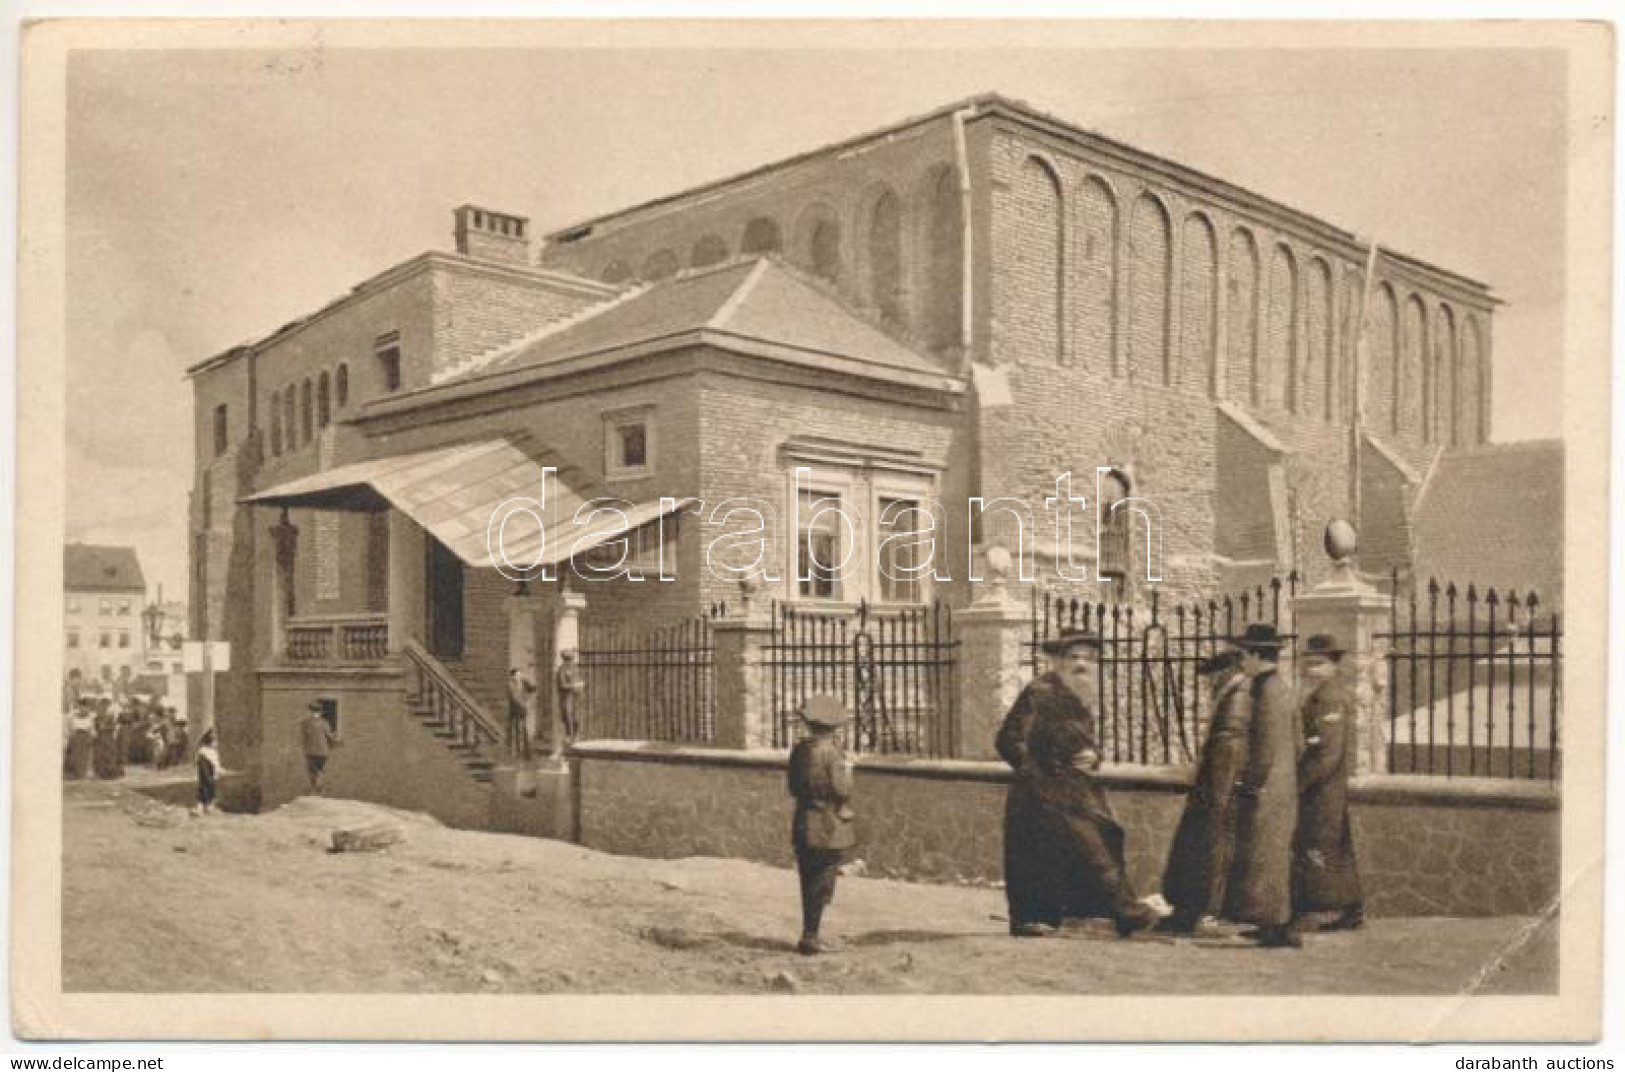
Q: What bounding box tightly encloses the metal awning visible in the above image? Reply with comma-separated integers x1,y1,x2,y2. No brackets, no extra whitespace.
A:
241,436,693,569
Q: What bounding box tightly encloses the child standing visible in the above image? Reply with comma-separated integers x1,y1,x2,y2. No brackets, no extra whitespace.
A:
787,695,858,956
195,728,221,816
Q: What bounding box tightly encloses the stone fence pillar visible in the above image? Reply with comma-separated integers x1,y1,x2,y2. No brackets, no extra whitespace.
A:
711,613,775,750
953,548,1034,761
1292,539,1394,776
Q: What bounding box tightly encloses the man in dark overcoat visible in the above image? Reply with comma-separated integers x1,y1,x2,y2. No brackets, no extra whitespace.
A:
787,694,858,956
1226,623,1302,948
1293,634,1365,931
995,630,1156,938
1160,647,1250,932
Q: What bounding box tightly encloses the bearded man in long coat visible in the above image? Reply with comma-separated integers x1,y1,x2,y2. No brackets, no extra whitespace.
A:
1293,634,1365,931
995,630,1157,938
1161,648,1251,932
1226,623,1302,948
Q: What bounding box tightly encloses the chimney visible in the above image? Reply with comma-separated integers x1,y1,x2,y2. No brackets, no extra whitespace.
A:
453,205,532,267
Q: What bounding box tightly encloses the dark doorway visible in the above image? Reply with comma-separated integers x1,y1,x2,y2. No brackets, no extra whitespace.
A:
424,536,464,658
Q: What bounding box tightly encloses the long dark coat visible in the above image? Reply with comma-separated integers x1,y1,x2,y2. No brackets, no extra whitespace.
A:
787,734,857,854
1162,672,1251,919
1294,675,1363,912
1225,667,1300,926
996,675,1137,927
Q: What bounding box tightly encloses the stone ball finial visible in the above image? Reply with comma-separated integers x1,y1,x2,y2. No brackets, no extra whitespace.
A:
984,544,1013,584
1324,518,1359,564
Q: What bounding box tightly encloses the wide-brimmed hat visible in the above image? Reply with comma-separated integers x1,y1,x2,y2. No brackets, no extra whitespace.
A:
1235,623,1284,653
306,700,326,713
800,694,848,728
1039,628,1102,656
1302,633,1346,657
1196,649,1240,676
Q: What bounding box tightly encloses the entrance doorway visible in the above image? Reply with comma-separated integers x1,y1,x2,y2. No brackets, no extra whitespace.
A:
424,535,465,658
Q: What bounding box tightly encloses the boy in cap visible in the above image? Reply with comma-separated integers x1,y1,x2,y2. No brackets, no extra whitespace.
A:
300,701,339,794
787,694,858,955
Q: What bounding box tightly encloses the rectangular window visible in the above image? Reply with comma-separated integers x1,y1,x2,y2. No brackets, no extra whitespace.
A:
604,407,655,479
99,599,111,616
118,599,131,615
797,489,843,600
66,598,80,614
212,403,229,457
118,631,130,649
877,498,925,603
67,631,79,649
99,633,111,649
375,333,402,393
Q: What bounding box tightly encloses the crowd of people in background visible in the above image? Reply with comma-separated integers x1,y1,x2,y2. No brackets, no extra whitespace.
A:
61,668,189,782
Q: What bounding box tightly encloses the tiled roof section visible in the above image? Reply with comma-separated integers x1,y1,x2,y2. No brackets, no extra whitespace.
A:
65,543,146,592
1412,440,1564,606
458,257,946,382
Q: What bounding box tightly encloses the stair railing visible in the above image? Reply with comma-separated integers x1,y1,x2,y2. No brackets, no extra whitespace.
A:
402,638,503,753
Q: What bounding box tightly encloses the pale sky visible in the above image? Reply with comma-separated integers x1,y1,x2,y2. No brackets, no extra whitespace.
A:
65,44,1568,602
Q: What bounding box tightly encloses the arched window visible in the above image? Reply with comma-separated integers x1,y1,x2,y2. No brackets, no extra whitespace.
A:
793,203,842,283
1098,469,1133,583
335,364,349,408
318,371,331,428
1179,213,1218,395
1265,244,1299,410
690,234,728,268
1368,284,1398,434
1013,158,1064,365
1128,193,1172,384
1308,258,1335,421
1227,229,1260,403
867,188,904,325
641,249,679,281
283,389,297,452
301,378,314,445
1436,304,1458,445
269,391,283,456
740,217,782,255
1079,175,1118,371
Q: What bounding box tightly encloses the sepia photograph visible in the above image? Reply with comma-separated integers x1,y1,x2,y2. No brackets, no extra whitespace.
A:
10,16,1613,1043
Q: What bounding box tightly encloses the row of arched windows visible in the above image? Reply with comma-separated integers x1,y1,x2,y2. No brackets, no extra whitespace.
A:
269,363,349,457
594,167,965,352
1010,153,1489,445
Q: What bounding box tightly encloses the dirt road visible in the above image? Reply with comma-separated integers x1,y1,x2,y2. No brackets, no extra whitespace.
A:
62,776,1556,994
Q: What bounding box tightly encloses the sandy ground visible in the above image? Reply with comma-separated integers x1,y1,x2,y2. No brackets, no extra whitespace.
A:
62,774,1557,994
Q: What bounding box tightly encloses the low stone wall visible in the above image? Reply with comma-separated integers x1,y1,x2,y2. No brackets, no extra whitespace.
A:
570,741,1559,918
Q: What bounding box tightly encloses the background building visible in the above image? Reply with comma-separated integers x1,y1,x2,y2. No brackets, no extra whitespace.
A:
64,543,148,688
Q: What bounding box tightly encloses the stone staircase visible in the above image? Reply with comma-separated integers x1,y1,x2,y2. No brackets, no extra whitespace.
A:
403,640,505,786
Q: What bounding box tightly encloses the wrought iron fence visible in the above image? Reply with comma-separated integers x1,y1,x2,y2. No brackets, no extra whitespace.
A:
766,599,959,757
577,613,717,744
1027,575,1299,766
1379,571,1561,780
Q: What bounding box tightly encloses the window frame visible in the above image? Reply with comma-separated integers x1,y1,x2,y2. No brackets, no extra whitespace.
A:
603,406,656,481
780,462,937,607
375,333,403,394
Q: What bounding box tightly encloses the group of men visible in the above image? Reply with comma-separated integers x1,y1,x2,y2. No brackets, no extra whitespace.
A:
997,621,1364,948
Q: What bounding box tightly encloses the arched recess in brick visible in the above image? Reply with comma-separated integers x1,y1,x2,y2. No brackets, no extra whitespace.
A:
1179,212,1218,395
641,249,679,282
283,390,296,451
1400,293,1427,438
269,390,283,456
300,378,314,445
865,185,906,327
792,202,842,283
1264,243,1300,411
1307,256,1334,421
1008,157,1063,365
601,260,632,284
1127,192,1172,384
1463,316,1486,444
1367,283,1398,434
1341,265,1365,419
690,234,729,269
317,371,331,428
1436,303,1459,445
1076,174,1117,371
1226,227,1260,404
740,217,782,256
918,165,963,354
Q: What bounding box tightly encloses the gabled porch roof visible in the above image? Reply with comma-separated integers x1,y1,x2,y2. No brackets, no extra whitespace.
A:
241,435,693,570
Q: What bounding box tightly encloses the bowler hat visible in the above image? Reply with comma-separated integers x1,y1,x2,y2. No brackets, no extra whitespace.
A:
1039,628,1101,656
800,694,848,728
1302,633,1346,657
1235,623,1284,653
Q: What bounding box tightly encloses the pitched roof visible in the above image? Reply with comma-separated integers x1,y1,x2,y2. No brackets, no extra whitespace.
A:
440,256,956,389
1411,440,1564,606
64,543,146,592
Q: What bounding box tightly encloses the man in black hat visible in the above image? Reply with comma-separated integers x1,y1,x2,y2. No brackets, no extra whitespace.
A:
1293,634,1365,931
1227,623,1302,947
1161,645,1251,933
995,629,1157,938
